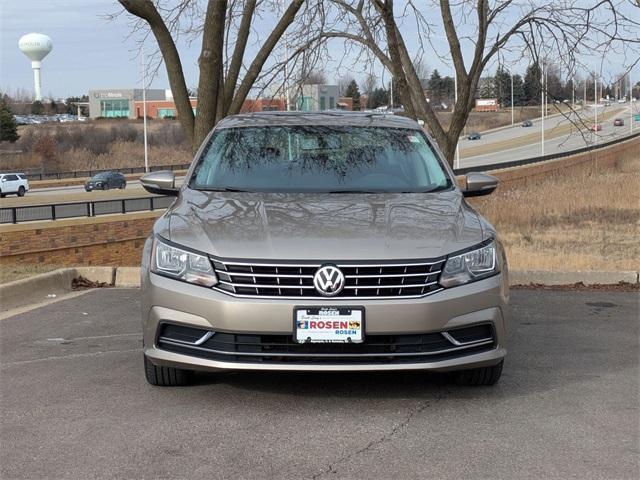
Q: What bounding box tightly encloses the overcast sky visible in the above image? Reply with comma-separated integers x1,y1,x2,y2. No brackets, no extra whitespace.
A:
2,1,638,100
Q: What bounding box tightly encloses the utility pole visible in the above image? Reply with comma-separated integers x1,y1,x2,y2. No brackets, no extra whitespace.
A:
141,44,149,173
631,73,634,133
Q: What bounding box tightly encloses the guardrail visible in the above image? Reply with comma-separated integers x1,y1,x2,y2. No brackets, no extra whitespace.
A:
454,130,640,174
17,163,191,181
0,196,175,224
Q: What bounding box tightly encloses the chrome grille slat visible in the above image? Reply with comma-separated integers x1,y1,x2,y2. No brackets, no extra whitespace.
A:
210,257,445,299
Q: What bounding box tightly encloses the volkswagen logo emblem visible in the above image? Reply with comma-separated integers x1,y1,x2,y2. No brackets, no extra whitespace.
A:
313,265,345,297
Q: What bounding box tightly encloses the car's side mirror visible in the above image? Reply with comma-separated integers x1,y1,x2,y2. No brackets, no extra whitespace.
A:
462,172,499,197
140,170,178,196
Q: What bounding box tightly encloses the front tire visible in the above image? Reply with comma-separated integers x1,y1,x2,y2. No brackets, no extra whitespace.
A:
455,360,503,386
17,186,25,197
101,184,108,190
144,355,192,386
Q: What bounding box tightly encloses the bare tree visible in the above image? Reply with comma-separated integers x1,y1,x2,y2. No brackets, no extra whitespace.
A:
117,0,319,151
337,74,355,95
326,0,640,166
302,70,329,84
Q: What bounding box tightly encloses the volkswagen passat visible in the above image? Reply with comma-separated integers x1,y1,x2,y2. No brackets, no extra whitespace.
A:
140,112,509,387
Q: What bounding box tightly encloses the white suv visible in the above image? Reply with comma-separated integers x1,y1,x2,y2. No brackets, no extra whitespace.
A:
0,173,29,198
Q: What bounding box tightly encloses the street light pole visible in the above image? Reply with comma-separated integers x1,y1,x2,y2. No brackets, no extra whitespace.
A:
594,71,598,144
541,61,545,156
141,45,149,173
510,72,514,126
454,69,460,170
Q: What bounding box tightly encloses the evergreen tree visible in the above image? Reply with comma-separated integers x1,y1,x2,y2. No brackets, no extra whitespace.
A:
427,70,443,103
512,74,525,106
523,64,542,105
368,88,389,108
494,66,512,107
479,76,496,98
31,100,44,115
344,79,361,110
441,76,455,107
0,97,19,142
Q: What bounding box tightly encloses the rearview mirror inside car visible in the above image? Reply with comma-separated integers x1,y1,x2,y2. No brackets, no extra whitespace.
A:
140,170,178,197
462,172,498,197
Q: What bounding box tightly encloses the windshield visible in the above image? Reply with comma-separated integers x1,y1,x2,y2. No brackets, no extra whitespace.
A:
190,125,451,193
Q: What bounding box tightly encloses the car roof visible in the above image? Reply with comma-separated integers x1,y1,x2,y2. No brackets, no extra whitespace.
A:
216,111,422,130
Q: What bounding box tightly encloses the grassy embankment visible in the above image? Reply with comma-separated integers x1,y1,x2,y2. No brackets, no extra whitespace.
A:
468,157,639,271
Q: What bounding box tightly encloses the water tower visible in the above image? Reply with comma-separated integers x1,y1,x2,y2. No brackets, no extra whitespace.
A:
18,33,53,102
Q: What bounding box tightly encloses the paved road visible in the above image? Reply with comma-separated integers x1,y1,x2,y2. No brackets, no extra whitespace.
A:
459,104,638,168
1,289,637,479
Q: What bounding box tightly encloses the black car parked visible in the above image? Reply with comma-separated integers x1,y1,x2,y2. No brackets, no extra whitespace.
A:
84,171,126,191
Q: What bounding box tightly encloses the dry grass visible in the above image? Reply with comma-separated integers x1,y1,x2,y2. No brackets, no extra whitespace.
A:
1,120,191,173
468,158,640,271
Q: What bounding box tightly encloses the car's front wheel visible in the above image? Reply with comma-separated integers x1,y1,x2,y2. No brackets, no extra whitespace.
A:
144,355,192,386
17,186,25,197
455,360,503,386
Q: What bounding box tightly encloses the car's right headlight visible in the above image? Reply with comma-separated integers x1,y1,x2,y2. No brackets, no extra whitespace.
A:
439,240,499,288
151,237,218,287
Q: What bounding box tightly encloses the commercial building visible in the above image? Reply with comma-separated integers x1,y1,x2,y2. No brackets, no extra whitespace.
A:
89,85,355,119
296,84,340,111
88,89,167,118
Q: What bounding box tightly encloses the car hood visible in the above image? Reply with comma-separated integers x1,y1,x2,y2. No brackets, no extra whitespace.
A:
158,189,487,261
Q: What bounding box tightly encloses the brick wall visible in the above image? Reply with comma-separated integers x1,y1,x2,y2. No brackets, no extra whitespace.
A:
0,212,160,267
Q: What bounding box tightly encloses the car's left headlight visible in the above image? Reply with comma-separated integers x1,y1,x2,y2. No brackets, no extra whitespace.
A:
439,240,499,288
151,237,218,287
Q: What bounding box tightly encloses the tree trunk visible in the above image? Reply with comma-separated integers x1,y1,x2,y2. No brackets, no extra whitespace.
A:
193,0,227,152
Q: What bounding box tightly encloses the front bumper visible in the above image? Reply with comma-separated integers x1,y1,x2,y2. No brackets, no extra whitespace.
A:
142,270,509,373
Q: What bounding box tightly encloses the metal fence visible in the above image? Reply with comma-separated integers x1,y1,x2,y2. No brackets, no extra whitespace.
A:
18,163,191,181
453,130,640,174
0,196,175,224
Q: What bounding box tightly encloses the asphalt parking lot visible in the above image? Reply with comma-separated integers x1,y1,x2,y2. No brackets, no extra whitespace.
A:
1,288,638,479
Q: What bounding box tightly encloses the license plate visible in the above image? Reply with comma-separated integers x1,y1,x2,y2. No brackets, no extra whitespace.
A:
294,307,364,343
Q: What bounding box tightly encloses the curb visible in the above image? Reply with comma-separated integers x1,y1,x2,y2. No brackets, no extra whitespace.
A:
0,266,138,311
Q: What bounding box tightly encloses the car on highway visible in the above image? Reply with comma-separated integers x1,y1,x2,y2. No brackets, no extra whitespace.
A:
590,123,602,132
84,171,126,191
522,119,533,127
467,131,482,140
139,112,509,387
613,118,625,127
0,173,29,198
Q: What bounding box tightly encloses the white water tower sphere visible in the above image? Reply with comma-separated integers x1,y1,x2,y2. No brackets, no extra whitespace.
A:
18,33,53,101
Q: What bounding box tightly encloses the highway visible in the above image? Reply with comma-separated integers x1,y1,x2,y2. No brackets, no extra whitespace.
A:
1,104,637,208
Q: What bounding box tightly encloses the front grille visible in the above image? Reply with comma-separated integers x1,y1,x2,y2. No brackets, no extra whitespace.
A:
211,258,445,299
156,323,495,365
